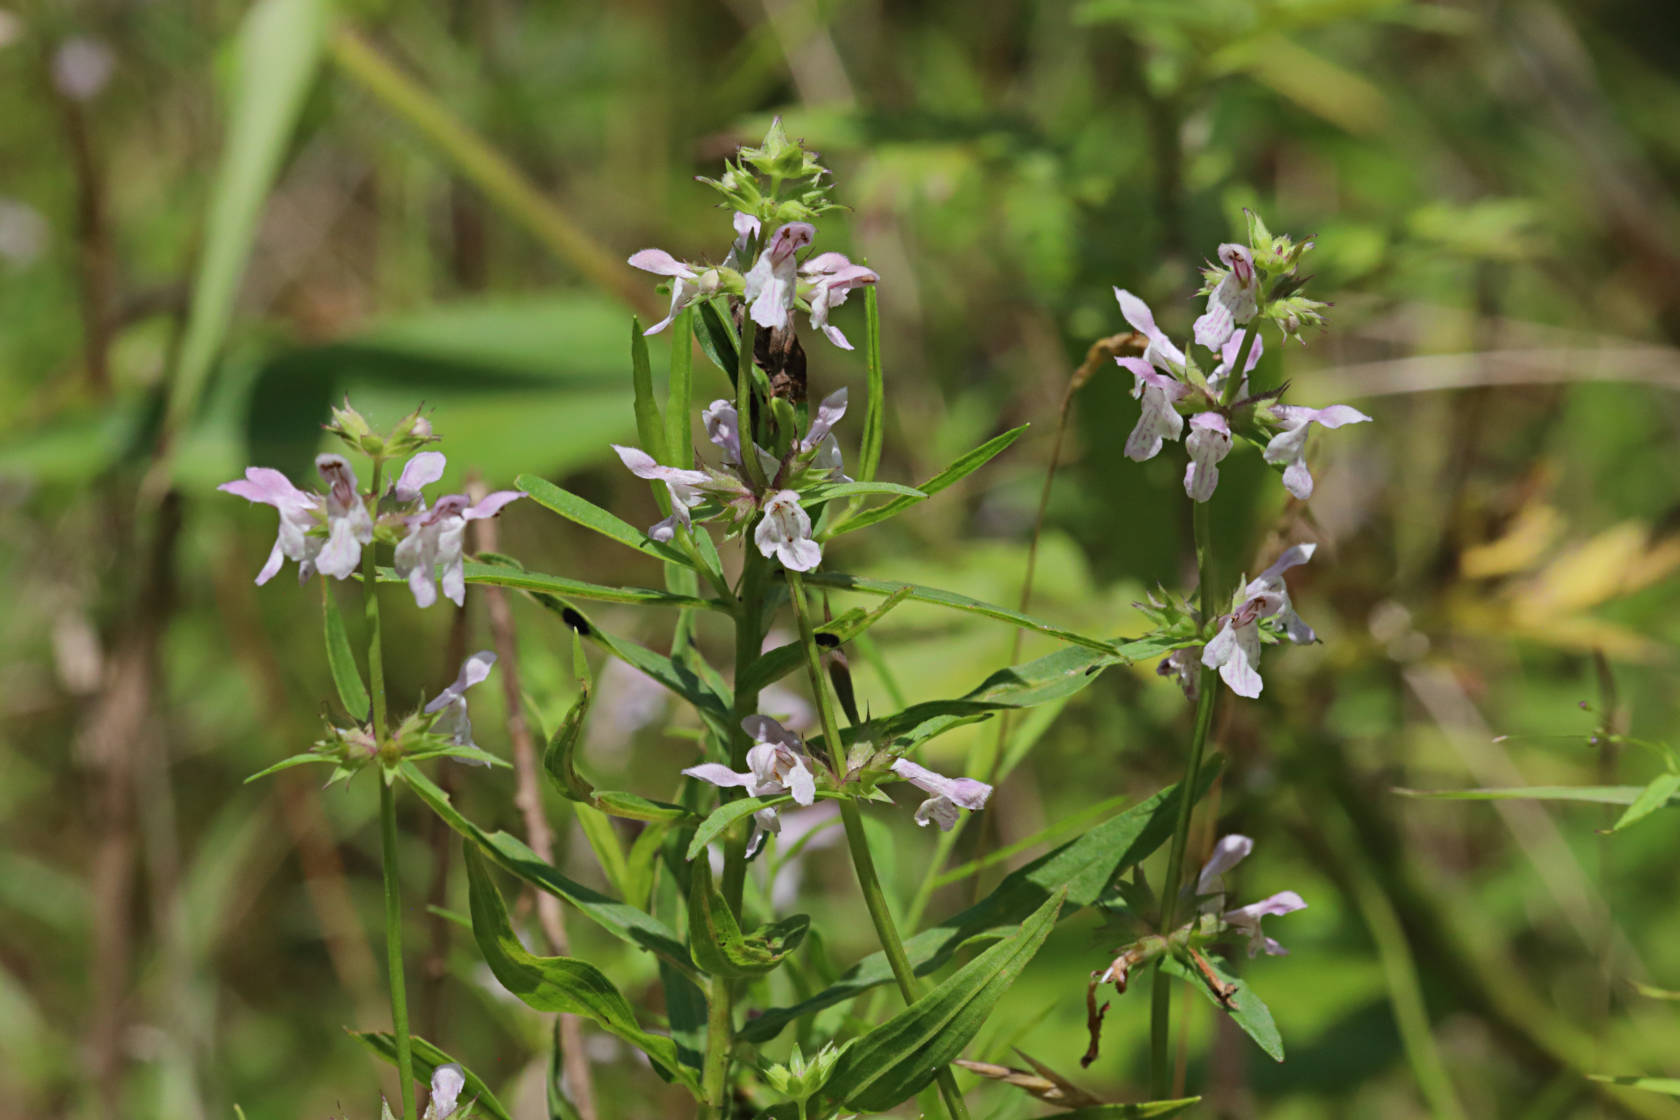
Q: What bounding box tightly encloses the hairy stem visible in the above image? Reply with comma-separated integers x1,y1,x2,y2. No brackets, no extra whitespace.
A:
1148,494,1220,1098
787,573,970,1120
362,460,415,1120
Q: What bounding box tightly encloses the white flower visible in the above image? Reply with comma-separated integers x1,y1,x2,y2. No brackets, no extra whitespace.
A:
1114,288,1188,373
889,757,992,831
1262,404,1372,500
612,444,714,542
682,715,818,839
1224,891,1308,957
1201,543,1317,698
702,399,743,464
392,451,446,505
423,651,497,764
393,490,523,608
1183,412,1232,503
1118,359,1188,462
314,454,374,581
743,222,815,330
1191,834,1306,957
217,467,323,585
628,248,700,335
1193,243,1258,352
426,1063,466,1119
754,490,821,571
800,388,851,480
799,252,878,349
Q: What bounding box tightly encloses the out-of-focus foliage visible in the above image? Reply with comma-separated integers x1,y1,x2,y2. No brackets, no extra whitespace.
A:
2,0,1680,1117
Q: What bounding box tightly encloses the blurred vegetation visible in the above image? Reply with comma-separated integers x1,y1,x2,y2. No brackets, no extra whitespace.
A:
3,0,1680,1117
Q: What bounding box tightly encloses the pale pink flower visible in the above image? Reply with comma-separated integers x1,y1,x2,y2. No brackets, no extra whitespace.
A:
218,467,323,585
628,248,701,335
1119,360,1188,462
1263,404,1372,500
754,490,821,571
313,454,373,580
799,252,878,349
393,490,522,608
424,651,497,764
1183,412,1232,503
1194,243,1258,351
890,757,992,831
743,222,815,330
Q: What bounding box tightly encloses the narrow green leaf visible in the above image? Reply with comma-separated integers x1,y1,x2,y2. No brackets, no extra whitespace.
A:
825,890,1064,1111
464,845,700,1092
693,299,740,379
321,583,370,720
516,473,698,570
542,660,597,802
1058,1101,1201,1118
350,1032,513,1120
1589,1076,1680,1096
803,480,927,503
463,560,725,612
243,752,334,783
1608,772,1680,833
806,632,1183,758
687,861,809,979
859,282,885,482
667,307,695,464
629,317,669,464
1393,785,1671,806
1160,954,1283,1061
803,572,1120,655
740,764,1220,1042
831,424,1030,537
584,617,735,744
932,793,1136,889
737,586,913,698
686,795,787,860
402,763,696,974
165,0,328,434
574,803,631,899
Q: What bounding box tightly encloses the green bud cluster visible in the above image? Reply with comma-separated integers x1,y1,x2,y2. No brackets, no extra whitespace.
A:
699,118,842,228
325,399,437,460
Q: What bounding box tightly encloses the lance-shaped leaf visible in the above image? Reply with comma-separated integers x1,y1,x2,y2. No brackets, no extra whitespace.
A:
402,763,696,975
629,317,669,465
858,282,885,483
1160,952,1283,1062
542,633,694,823
464,844,701,1093
1609,772,1680,833
805,631,1187,757
823,890,1064,1111
463,560,725,612
830,424,1030,537
802,572,1123,655
350,1031,513,1120
1394,785,1679,807
687,861,809,978
740,763,1220,1042
321,583,369,721
693,299,740,379
516,473,699,570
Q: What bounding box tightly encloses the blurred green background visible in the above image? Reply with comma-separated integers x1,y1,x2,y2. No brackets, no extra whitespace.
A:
4,0,1680,1116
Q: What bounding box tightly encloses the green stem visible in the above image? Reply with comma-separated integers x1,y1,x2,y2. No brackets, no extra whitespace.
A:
1217,320,1260,408
362,456,415,1120
787,573,970,1120
379,779,417,1120
1148,495,1220,1099
702,544,769,1118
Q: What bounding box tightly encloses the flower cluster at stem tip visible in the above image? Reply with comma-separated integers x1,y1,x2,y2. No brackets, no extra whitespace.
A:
1116,210,1370,506
219,405,512,776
